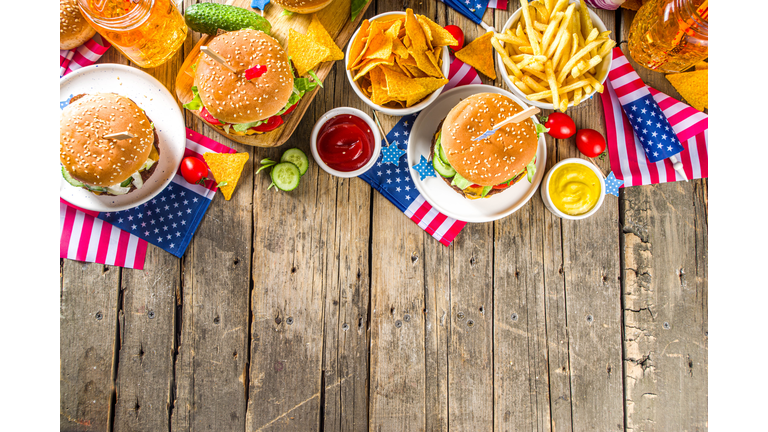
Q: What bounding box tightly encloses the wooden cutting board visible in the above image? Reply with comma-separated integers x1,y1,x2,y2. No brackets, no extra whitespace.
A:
175,0,371,147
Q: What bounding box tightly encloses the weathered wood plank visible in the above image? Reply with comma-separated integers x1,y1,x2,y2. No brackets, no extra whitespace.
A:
319,34,375,432
619,10,709,431
112,43,186,432
554,9,625,432
171,4,254,429
60,262,121,432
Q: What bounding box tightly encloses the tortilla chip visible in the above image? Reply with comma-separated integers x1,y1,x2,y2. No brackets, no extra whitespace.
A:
365,32,394,60
395,57,414,77
385,20,402,39
203,152,249,201
404,9,428,52
348,20,370,70
405,77,449,107
288,28,329,76
353,55,395,81
417,17,434,51
369,19,399,39
695,61,708,70
455,32,496,79
410,48,443,77
666,69,708,111
417,16,458,47
392,37,409,59
308,14,344,62
370,66,391,105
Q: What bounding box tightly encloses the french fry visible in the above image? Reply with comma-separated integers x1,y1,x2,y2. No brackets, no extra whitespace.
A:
523,75,548,93
516,22,525,38
572,86,583,106
584,73,604,93
551,30,571,72
584,83,593,94
556,38,606,83
526,79,589,101
545,0,555,14
493,37,523,79
519,45,534,54
522,66,548,81
550,0,569,17
546,3,576,58
578,0,594,40
494,32,529,46
545,59,560,108
534,21,549,32
513,77,532,93
597,39,616,57
559,93,569,112
541,11,564,53
520,0,542,55
532,2,549,23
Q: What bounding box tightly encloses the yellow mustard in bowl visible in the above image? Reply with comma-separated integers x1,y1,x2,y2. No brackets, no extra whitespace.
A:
548,163,601,216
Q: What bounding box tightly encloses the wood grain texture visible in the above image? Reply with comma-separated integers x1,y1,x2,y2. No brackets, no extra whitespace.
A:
175,0,372,147
619,10,709,432
60,262,121,432
112,44,185,432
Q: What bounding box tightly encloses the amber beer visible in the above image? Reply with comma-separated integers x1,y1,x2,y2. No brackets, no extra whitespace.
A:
77,0,188,68
627,0,708,73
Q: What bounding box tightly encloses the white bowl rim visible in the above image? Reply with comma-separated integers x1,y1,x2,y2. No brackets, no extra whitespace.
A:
345,11,451,117
310,107,382,178
542,157,606,220
495,0,613,110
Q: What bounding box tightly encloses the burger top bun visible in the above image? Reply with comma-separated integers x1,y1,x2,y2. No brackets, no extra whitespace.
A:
60,0,97,50
270,0,334,14
60,93,155,188
194,29,294,125
440,93,538,187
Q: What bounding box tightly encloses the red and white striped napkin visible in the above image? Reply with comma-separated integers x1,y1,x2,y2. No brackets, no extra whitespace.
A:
60,34,111,78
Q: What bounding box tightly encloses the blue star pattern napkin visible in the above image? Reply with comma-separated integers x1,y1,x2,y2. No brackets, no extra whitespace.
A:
604,171,623,197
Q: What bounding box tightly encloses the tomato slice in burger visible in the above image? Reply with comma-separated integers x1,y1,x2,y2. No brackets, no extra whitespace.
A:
492,181,512,189
251,115,284,132
200,107,222,126
282,103,298,116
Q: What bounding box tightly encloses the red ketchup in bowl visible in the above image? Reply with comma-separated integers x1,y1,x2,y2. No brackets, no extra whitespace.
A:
316,115,374,172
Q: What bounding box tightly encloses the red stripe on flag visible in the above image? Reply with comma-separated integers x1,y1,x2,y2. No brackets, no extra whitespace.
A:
600,89,624,183
425,212,448,236
621,115,644,186
186,128,236,154
410,201,432,224
114,229,131,268
96,222,112,264
613,78,646,98
696,132,708,178
61,198,99,217
608,63,637,81
134,241,148,270
442,221,467,246
76,213,94,261
61,205,77,258
678,142,694,180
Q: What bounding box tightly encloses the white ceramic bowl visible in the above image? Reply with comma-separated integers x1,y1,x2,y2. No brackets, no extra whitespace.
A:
540,158,605,220
345,11,451,116
496,0,612,110
310,107,382,178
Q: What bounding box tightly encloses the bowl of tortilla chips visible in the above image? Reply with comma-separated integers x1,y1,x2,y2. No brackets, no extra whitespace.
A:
345,9,454,116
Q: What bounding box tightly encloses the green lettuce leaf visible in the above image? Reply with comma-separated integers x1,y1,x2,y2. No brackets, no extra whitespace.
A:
183,86,203,111
282,9,295,17
233,118,267,132
451,172,473,190
481,186,493,197
526,158,537,183
307,70,323,88
351,0,368,21
535,123,549,139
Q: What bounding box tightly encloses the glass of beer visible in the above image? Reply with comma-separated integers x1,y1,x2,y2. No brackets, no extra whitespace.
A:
77,0,188,68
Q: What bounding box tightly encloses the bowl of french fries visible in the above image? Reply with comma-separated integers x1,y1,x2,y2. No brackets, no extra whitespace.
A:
493,0,616,112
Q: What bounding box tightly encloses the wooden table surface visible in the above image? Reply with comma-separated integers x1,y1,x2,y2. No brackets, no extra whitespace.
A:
60,1,708,431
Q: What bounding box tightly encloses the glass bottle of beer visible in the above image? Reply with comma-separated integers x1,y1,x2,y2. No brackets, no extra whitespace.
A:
627,0,708,73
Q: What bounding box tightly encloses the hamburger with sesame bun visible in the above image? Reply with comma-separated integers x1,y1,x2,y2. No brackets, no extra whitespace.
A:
271,0,334,14
431,93,539,199
183,28,321,137
60,0,96,50
60,93,160,196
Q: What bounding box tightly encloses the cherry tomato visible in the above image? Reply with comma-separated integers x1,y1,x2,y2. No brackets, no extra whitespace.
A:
180,157,209,185
542,112,575,139
443,25,465,51
200,107,222,126
575,129,607,158
251,115,284,132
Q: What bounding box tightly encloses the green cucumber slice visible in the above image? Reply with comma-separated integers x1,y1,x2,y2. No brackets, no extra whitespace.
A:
270,162,301,191
436,138,451,166
84,184,106,193
280,148,309,176
432,154,456,178
61,166,84,188
120,177,133,187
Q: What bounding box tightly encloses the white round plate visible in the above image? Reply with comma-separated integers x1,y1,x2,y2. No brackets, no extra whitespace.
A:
407,84,547,223
60,64,186,212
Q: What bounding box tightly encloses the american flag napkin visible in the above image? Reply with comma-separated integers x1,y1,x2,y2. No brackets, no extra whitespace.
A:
60,129,236,268
60,34,111,78
358,58,480,246
488,0,508,10
600,48,708,186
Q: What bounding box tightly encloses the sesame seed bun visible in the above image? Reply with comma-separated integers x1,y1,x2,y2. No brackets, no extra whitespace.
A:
271,0,334,14
440,93,538,187
60,93,156,190
195,29,294,125
60,0,96,50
